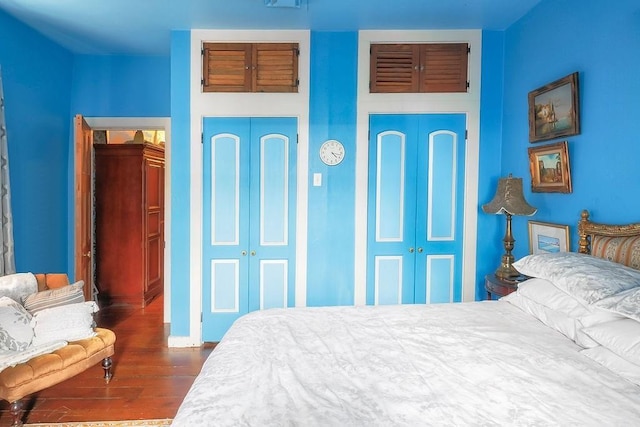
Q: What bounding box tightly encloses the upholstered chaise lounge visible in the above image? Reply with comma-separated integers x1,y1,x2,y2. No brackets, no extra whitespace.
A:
0,274,116,426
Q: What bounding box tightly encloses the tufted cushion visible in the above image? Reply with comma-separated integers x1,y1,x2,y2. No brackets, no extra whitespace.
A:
34,273,71,292
0,341,67,372
591,235,640,270
0,328,115,403
0,297,33,352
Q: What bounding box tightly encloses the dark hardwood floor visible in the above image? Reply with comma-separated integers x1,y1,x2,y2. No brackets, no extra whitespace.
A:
0,295,215,425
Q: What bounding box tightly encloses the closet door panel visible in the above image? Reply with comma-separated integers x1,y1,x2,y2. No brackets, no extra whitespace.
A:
367,114,417,305
202,117,296,342
202,118,251,341
367,113,465,306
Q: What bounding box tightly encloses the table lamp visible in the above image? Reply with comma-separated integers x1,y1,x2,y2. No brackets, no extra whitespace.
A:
482,174,537,279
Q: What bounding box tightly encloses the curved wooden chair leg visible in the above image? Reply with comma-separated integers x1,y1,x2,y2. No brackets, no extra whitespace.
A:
9,399,24,426
102,356,113,384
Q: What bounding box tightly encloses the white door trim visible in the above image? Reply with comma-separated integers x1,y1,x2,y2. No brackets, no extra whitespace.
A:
355,30,482,304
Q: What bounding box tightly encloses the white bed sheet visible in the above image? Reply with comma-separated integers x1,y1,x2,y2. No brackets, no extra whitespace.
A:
173,301,640,426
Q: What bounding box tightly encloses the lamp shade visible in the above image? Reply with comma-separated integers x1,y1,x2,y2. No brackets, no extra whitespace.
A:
482,174,537,216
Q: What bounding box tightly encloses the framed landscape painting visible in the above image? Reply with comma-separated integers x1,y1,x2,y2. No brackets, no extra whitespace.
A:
528,72,580,143
528,141,572,193
528,221,570,254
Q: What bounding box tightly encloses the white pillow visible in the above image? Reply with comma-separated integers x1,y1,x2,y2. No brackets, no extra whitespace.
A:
595,287,640,323
30,301,98,346
0,273,38,304
0,296,34,351
580,346,640,387
502,291,596,346
581,318,640,366
513,252,640,304
516,278,624,327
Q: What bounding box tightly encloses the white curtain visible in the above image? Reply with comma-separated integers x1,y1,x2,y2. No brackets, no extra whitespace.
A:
0,67,16,275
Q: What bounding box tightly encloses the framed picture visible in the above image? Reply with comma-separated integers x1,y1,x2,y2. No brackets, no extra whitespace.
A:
528,72,580,143
528,221,570,254
528,141,572,193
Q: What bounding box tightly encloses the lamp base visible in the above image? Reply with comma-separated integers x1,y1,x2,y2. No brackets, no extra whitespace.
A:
494,249,522,279
495,263,522,279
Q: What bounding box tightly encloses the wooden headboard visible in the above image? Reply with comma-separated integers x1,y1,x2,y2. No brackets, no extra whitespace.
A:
578,210,640,270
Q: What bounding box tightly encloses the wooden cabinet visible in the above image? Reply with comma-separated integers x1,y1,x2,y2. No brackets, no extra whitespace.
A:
94,143,164,307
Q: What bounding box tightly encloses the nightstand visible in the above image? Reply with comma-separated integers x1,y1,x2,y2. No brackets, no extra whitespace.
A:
485,274,528,300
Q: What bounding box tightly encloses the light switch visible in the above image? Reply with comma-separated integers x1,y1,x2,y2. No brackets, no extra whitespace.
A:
313,173,322,187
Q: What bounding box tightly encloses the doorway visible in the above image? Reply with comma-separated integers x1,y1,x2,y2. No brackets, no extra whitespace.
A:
75,116,171,322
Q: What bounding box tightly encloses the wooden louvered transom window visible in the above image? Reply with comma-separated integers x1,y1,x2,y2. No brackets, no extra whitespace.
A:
202,42,299,93
370,43,469,93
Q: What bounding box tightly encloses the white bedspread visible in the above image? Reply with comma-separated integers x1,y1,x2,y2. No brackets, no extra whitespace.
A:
173,301,640,426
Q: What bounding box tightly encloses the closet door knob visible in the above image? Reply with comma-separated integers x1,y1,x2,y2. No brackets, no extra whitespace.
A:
409,247,415,253
241,250,247,256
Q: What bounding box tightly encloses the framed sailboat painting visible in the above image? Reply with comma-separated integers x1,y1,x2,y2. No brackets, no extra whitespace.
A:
528,72,580,143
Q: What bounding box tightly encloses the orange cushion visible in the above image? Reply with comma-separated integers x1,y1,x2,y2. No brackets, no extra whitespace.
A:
34,274,70,292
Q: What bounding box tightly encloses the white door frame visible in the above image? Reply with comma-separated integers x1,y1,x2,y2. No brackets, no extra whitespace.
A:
355,30,481,304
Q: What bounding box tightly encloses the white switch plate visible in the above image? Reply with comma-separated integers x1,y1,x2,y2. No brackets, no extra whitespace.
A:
313,173,322,187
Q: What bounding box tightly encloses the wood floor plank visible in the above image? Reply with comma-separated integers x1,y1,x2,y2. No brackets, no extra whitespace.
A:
0,295,214,425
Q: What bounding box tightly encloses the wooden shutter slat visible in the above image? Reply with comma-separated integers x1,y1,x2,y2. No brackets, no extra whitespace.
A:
370,42,468,94
420,43,468,93
254,43,298,93
370,44,419,93
202,42,298,93
202,43,252,92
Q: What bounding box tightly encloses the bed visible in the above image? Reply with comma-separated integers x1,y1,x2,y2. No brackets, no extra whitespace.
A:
173,210,640,426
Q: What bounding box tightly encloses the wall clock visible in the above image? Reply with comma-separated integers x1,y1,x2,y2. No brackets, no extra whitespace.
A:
319,139,345,166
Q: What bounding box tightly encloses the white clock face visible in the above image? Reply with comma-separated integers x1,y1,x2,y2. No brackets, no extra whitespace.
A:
319,140,345,166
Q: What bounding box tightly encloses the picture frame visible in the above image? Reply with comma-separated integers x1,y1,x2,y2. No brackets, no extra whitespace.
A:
528,72,580,143
528,220,570,254
528,141,572,193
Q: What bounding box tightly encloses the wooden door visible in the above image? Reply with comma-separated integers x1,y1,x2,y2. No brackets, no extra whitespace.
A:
74,114,93,301
201,117,297,341
366,113,466,305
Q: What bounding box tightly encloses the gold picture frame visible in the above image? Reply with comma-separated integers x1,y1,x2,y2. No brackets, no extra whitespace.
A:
528,141,572,193
528,72,580,143
528,220,570,254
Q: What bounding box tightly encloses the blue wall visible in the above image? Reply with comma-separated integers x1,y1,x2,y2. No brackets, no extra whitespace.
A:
70,55,170,117
0,8,171,278
501,0,640,261
306,32,358,306
476,30,506,300
0,9,73,274
67,54,171,276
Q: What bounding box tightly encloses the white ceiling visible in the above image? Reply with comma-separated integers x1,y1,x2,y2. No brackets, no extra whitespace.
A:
0,0,542,55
